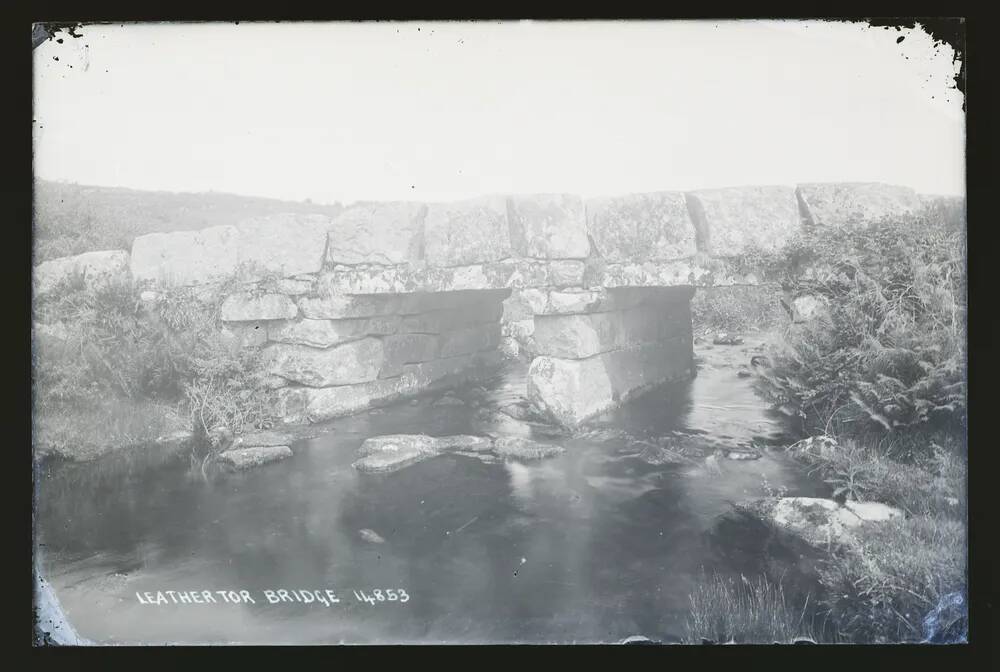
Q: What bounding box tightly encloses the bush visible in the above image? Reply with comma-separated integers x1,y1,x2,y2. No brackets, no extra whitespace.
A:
33,273,278,458
754,202,967,443
817,515,967,643
684,572,821,644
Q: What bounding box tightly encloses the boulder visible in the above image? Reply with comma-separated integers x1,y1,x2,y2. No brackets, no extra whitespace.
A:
842,500,904,523
220,292,299,322
492,436,565,460
796,183,921,228
791,294,830,323
585,191,697,262
712,332,744,345
752,496,903,548
235,213,330,278
685,185,800,257
326,202,426,265
352,434,494,473
34,250,130,296
130,225,240,286
424,195,511,266
506,193,591,259
263,338,383,387
787,435,839,459
233,430,301,448
218,445,293,470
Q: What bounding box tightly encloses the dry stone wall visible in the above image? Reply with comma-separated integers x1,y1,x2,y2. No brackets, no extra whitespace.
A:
33,183,927,426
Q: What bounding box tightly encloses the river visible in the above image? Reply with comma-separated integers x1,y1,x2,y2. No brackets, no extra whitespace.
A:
34,335,826,644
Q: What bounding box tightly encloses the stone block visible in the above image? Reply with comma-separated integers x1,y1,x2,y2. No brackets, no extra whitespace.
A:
507,193,590,259
297,294,403,319
268,316,400,348
796,183,921,228
221,292,299,322
326,202,426,266
585,191,697,262
532,305,688,358
380,333,441,378
527,337,694,425
263,337,383,387
130,225,239,286
424,195,511,266
235,213,330,278
685,185,800,256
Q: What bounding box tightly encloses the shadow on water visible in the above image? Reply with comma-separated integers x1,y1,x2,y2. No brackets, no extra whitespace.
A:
35,342,825,644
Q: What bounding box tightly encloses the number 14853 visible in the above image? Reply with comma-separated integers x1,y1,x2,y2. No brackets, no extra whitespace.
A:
353,588,409,605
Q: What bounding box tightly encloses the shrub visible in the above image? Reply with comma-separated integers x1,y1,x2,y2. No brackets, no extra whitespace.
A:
754,202,966,443
684,572,821,644
817,515,967,643
32,273,278,458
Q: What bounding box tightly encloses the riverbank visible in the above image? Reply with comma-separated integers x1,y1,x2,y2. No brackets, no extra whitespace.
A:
33,397,192,463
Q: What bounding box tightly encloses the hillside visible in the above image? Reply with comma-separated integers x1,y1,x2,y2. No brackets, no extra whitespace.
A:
33,180,344,263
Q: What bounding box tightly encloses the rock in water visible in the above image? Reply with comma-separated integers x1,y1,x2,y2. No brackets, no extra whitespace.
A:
352,434,494,473
722,448,762,461
218,445,293,470
493,436,565,461
637,443,690,465
358,529,385,544
432,394,466,406
233,429,298,447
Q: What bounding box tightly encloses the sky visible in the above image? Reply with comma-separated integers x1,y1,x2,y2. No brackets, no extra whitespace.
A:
33,20,965,205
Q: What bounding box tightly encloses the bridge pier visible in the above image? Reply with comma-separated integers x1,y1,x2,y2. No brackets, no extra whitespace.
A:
526,287,695,426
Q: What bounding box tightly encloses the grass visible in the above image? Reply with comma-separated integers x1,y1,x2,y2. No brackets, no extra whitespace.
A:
817,514,967,643
33,397,190,462
684,572,822,644
690,284,787,337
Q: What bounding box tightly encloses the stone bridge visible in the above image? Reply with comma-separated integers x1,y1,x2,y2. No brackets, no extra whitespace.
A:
34,183,924,426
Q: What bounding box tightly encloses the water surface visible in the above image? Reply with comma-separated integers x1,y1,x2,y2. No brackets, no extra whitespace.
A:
36,338,824,644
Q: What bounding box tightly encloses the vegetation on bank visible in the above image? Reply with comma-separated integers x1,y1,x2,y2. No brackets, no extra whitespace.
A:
684,573,820,644
33,179,343,263
690,283,787,337
687,200,968,644
32,271,278,463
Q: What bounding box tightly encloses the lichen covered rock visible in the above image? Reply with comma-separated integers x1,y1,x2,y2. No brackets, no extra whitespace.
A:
218,445,293,470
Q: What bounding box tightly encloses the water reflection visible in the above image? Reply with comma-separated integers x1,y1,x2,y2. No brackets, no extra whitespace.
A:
36,344,821,644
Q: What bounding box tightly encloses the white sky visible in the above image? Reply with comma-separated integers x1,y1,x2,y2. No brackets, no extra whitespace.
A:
33,20,965,205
